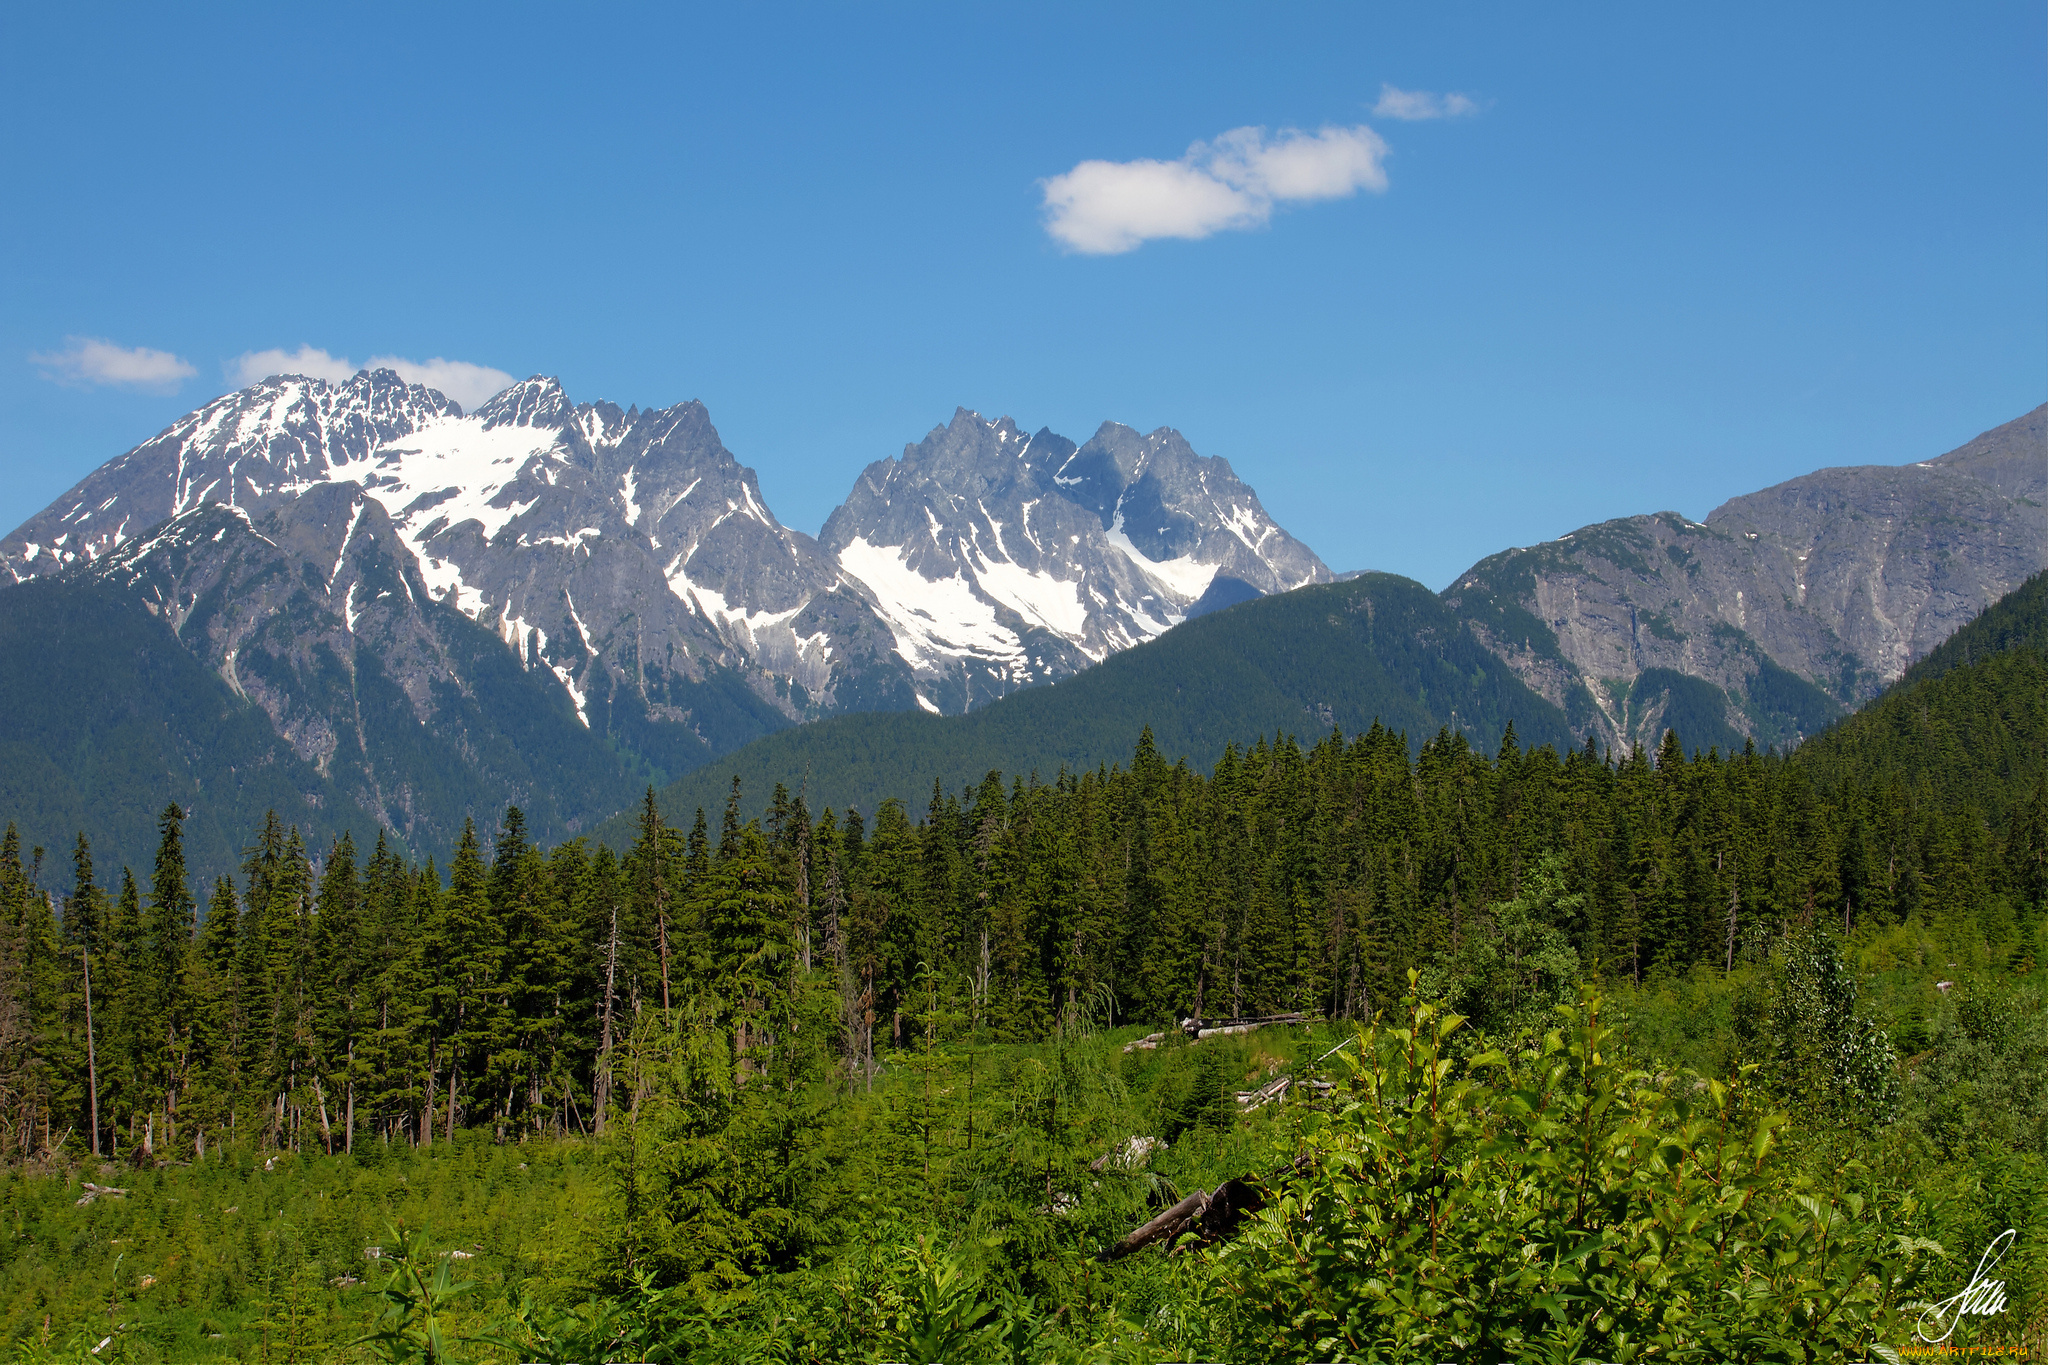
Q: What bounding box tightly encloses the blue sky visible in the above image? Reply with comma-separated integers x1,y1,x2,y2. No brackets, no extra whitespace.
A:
3,2,2041,589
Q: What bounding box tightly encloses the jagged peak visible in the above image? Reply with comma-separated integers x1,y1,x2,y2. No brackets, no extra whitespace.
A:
476,376,573,431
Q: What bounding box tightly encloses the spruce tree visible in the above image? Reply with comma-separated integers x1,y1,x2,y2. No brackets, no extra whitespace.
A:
137,803,197,1151
313,832,364,1152
432,820,504,1141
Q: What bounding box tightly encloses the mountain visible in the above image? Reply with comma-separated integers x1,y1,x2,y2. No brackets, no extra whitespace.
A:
0,372,1331,862
0,488,651,878
1792,569,2048,827
597,571,1576,838
4,365,2038,870
1442,405,2047,753
815,407,1329,713
0,370,915,785
0,375,1327,759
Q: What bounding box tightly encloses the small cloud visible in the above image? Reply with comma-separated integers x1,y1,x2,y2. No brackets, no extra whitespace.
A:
365,355,516,411
1041,123,1390,255
228,344,357,387
32,337,197,393
1372,84,1480,122
227,345,515,410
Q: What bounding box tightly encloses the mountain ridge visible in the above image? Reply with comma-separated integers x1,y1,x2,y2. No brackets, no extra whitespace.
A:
2,373,2040,873
1442,403,2046,753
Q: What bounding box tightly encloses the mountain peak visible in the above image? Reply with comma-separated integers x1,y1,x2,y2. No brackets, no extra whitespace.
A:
476,376,572,430
816,407,1330,712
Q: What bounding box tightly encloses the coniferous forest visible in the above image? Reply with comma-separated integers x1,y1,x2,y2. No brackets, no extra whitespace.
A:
1,578,2045,1362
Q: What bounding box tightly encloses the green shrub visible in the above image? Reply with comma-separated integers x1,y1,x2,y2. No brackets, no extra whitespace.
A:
1217,981,1933,1362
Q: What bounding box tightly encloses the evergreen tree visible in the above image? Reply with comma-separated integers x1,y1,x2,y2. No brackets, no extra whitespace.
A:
313,832,364,1151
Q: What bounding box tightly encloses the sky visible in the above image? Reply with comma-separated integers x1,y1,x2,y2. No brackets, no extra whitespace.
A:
2,2,2041,590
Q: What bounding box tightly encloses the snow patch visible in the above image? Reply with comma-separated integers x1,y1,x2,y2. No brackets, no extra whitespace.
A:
565,590,599,655
549,658,589,726
1107,510,1219,605
837,536,1023,669
666,566,802,642
329,498,366,589
972,555,1090,638
324,414,556,618
1219,503,1273,553
523,527,601,551
620,468,641,526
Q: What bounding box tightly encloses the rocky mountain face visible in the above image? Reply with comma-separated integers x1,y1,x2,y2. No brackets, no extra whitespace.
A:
64,491,641,854
817,408,1330,712
1443,405,2048,753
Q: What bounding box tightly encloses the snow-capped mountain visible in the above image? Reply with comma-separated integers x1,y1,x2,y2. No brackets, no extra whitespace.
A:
818,408,1330,713
1,370,917,781
0,373,1327,779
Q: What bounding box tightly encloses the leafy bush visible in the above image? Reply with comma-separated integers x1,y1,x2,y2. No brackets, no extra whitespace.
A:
1217,982,1933,1362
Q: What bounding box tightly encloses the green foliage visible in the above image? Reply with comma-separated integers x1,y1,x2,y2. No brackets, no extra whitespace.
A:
1736,927,1902,1128
1424,850,1583,1035
1905,978,2048,1161
1219,983,1933,1362
880,1235,1000,1365
356,1223,512,1365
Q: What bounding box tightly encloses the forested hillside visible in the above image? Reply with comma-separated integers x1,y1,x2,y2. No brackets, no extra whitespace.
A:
608,571,1578,838
0,576,393,882
1796,569,2048,826
1,578,2045,1360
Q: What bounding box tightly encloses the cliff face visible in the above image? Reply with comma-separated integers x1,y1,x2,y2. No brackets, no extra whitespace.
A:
1444,405,2047,753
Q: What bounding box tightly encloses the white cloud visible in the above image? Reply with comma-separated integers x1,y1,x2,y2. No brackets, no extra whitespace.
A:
227,344,515,411
1372,84,1479,121
1040,123,1390,255
31,337,197,393
366,355,517,411
229,344,358,387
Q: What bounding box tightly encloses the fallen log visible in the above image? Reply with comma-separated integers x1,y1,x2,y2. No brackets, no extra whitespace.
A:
1181,1011,1309,1038
1099,1154,1312,1261
1234,1075,1291,1110
1099,1174,1269,1260
74,1182,128,1206
1101,1187,1209,1260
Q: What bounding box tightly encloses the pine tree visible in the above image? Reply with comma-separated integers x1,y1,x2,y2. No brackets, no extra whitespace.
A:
191,875,243,1148
63,836,109,1156
432,820,505,1142
313,832,364,1152
253,828,315,1149
137,803,197,1154
0,826,52,1156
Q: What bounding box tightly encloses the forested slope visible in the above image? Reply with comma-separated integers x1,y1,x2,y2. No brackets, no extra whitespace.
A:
0,577,390,880
1794,569,2048,826
604,572,1578,838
